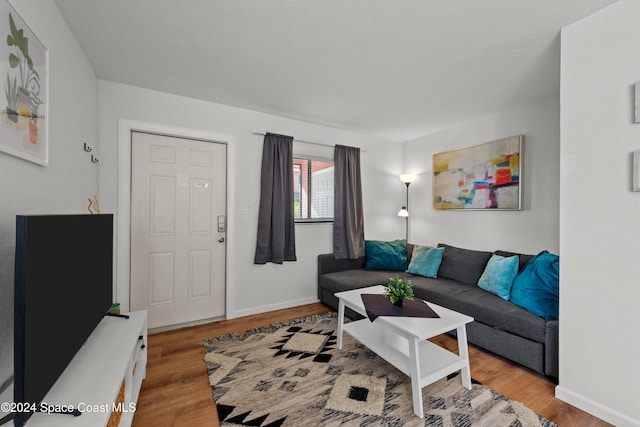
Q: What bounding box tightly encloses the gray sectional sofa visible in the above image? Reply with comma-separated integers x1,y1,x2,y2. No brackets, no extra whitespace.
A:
317,243,559,379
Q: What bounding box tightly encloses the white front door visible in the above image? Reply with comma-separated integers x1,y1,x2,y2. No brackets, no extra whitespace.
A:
130,131,226,329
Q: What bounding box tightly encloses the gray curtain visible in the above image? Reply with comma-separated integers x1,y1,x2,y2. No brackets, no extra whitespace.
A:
254,133,297,264
333,145,365,259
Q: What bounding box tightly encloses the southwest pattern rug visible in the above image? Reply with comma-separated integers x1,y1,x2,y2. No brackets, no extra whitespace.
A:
202,313,557,427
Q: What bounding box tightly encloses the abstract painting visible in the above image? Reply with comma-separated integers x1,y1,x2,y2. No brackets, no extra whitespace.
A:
0,0,48,166
433,135,523,210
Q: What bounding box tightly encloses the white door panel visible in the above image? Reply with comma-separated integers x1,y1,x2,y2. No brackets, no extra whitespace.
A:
130,132,226,329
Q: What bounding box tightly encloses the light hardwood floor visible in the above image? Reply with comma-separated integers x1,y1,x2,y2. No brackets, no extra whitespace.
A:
131,303,612,427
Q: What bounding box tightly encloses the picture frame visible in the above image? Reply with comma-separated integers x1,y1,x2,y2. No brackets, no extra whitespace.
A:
433,135,524,210
633,150,640,192
0,0,48,166
635,81,640,124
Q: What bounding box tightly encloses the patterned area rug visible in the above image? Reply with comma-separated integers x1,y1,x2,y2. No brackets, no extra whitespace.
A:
202,313,557,427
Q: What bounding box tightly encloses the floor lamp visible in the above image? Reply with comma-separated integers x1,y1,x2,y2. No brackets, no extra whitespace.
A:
397,174,415,241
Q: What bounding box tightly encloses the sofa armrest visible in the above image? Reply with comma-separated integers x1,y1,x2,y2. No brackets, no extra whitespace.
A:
317,254,366,299
544,320,559,379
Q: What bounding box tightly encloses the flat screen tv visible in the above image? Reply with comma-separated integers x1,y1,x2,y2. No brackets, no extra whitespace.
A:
13,214,114,426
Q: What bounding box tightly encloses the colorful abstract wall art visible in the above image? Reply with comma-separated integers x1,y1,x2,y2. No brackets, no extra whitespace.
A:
433,135,523,210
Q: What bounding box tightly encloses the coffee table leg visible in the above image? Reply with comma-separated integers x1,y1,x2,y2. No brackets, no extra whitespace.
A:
457,325,472,390
408,337,424,418
337,299,345,350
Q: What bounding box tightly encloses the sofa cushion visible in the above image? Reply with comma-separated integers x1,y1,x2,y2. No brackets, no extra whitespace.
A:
510,251,560,321
406,245,444,278
410,276,546,343
406,243,415,264
364,239,407,271
320,269,414,295
477,254,519,300
494,250,535,273
437,244,492,285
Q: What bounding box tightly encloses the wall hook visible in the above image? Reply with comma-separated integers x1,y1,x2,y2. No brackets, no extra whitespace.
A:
91,154,99,164
83,142,92,152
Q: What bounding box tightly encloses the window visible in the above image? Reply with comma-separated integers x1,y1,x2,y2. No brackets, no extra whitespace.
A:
293,156,334,222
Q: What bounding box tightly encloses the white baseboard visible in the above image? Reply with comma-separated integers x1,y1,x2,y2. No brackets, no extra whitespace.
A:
555,385,640,427
148,315,226,334
228,297,321,320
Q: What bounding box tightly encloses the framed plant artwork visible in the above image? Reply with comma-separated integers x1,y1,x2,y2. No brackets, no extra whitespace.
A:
433,135,524,210
0,0,48,166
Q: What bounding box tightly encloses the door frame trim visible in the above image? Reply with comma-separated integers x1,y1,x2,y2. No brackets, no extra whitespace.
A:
117,118,236,317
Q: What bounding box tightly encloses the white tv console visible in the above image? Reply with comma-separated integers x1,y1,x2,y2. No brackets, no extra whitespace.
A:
25,310,147,427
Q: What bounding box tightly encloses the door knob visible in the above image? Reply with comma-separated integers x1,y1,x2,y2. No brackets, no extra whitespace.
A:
217,237,225,243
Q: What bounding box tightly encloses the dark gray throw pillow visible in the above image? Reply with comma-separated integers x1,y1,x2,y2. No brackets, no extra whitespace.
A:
494,250,535,273
437,243,493,285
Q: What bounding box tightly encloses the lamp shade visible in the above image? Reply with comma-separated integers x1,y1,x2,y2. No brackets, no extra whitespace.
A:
397,206,409,217
399,174,416,184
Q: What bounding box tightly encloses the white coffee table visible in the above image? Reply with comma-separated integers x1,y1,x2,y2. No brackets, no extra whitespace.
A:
335,285,474,418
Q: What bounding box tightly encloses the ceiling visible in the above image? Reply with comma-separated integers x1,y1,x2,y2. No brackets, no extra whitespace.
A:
53,0,617,142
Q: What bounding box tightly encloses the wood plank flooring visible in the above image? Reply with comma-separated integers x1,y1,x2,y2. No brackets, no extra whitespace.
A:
131,303,612,427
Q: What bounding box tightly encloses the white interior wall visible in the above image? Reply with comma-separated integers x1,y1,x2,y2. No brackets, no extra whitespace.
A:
558,1,640,425
97,81,403,320
3,3,635,426
401,97,560,255
0,0,98,412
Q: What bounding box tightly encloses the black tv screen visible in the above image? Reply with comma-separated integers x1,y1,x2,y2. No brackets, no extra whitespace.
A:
13,214,113,426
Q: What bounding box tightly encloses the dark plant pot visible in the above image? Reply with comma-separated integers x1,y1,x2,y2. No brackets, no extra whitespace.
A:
393,299,403,307
6,108,18,123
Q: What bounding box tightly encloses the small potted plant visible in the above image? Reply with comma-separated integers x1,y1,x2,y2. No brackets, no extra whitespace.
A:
384,277,413,306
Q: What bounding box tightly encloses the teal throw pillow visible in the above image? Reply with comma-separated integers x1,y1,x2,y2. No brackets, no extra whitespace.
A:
510,251,560,321
406,245,444,278
364,239,407,271
477,254,519,300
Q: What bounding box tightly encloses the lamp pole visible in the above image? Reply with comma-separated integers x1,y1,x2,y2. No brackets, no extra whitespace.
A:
398,174,415,241
404,182,410,241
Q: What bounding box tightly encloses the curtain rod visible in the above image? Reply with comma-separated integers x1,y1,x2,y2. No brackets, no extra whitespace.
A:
252,130,367,152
